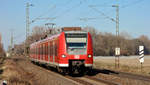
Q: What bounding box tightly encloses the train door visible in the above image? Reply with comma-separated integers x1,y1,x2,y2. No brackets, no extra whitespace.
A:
43,43,45,61
55,41,57,63
47,43,48,62
44,43,47,61
35,47,37,59
34,47,36,59
37,46,38,60
50,41,52,62
48,42,50,62
53,41,55,64
40,44,42,61
38,45,40,60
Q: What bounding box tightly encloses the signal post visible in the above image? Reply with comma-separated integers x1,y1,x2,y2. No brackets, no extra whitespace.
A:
139,46,144,72
115,47,120,68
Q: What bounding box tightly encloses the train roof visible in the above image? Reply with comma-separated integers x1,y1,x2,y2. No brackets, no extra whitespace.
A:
30,33,60,47
64,31,87,34
30,31,88,47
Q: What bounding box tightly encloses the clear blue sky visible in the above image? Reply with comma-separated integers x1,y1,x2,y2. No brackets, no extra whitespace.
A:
0,0,150,50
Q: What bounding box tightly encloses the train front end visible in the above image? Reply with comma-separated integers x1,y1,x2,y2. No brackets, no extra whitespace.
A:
59,31,93,74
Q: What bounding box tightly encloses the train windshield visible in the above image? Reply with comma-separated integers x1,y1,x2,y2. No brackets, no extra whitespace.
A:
65,33,87,55
67,43,86,48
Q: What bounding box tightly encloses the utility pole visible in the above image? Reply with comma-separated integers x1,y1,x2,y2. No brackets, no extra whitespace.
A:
25,2,33,56
26,2,30,40
88,2,120,68
114,4,119,38
10,29,14,57
112,4,120,68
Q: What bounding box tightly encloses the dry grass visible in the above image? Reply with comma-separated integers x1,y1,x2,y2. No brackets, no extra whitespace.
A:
93,56,150,85
0,58,34,85
0,56,77,85
94,56,150,76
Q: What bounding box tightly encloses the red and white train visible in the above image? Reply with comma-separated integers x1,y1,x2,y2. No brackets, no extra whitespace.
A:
30,27,93,74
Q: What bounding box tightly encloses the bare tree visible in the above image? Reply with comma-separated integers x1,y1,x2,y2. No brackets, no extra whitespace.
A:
13,26,150,56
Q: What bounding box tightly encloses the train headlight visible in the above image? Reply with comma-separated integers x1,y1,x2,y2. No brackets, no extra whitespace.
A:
88,54,92,58
62,55,66,58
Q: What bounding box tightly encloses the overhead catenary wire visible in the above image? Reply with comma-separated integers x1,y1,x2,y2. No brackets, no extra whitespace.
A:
79,17,105,22
42,0,74,23
30,5,57,25
51,0,74,16
84,0,145,26
89,6,116,22
30,0,59,24
79,0,116,23
31,5,56,23
88,0,115,8
54,0,84,19
121,0,145,8
87,1,116,23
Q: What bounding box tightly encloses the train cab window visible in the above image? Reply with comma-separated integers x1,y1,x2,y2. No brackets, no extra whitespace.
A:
67,43,86,48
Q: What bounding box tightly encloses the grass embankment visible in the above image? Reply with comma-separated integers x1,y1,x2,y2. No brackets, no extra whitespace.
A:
0,57,33,85
94,57,150,76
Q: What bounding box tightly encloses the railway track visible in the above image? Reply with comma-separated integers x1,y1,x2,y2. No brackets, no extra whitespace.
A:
65,75,121,85
115,71,150,82
31,61,150,85
61,68,150,85
8,57,150,85
27,60,150,85
84,76,120,85
93,68,150,82
34,62,150,85
32,62,120,85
